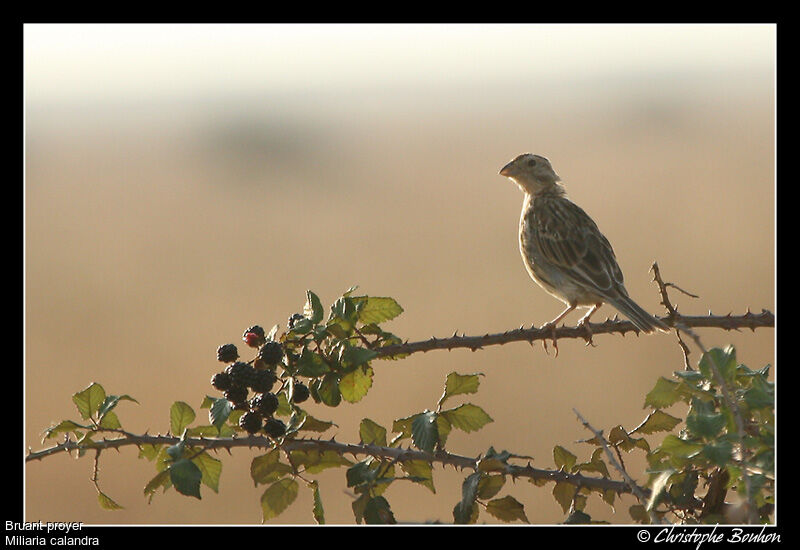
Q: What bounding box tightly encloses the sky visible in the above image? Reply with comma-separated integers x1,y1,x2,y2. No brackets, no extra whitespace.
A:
24,24,775,105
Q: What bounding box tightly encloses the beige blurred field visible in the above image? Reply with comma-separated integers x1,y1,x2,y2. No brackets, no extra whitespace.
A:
24,27,775,525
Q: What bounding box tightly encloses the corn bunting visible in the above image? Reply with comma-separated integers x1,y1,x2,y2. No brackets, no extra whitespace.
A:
499,153,669,337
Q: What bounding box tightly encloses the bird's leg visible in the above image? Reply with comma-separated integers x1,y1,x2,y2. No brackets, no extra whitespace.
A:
576,304,601,347
540,304,576,357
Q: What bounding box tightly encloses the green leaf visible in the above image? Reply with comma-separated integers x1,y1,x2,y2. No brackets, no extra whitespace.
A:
353,296,404,325
339,365,374,403
208,397,232,429
310,480,325,524
98,411,121,430
486,495,529,523
304,290,324,324
631,410,682,435
363,496,396,524
743,375,774,409
42,420,90,442
169,459,202,499
702,440,733,466
289,449,353,474
359,418,387,446
143,469,171,502
552,481,576,514
439,372,482,406
192,452,222,493
295,349,330,377
400,460,435,493
453,500,479,524
97,490,124,510
629,504,650,524
72,383,106,420
477,474,505,499
686,411,726,440
698,346,737,384
411,411,439,452
658,435,704,459
391,414,418,440
346,460,376,488
553,445,577,471
138,443,161,461
647,470,674,511
644,377,681,409
440,403,493,433
260,478,299,522
170,401,196,435
251,450,293,486
340,346,378,369
317,373,342,407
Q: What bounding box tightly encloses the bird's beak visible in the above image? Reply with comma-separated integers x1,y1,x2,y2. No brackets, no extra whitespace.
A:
499,161,514,177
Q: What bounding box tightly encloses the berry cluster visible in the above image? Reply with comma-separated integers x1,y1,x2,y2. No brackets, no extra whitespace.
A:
211,330,310,440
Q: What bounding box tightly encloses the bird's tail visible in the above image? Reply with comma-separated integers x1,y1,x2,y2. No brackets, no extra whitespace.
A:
609,295,670,334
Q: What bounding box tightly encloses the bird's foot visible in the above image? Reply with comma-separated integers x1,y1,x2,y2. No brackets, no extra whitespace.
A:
576,318,596,347
539,321,560,357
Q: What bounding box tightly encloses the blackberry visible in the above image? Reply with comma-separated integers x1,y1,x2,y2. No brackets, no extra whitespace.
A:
291,382,310,403
258,341,284,365
264,418,286,438
250,392,279,417
211,371,233,391
250,369,278,393
287,313,304,329
239,411,263,434
224,385,248,406
225,361,255,388
216,343,239,363
243,325,267,348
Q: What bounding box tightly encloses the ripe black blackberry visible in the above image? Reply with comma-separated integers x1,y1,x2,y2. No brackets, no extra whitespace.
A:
258,341,284,365
211,371,233,391
291,382,310,403
239,411,263,434
225,362,255,388
216,343,239,363
264,418,286,438
251,392,280,417
250,369,278,393
243,325,267,348
224,385,248,406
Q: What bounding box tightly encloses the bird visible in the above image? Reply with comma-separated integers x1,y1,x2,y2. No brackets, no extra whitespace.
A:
499,153,669,340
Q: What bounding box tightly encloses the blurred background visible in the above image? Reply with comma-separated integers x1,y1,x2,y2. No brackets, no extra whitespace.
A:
24,23,775,525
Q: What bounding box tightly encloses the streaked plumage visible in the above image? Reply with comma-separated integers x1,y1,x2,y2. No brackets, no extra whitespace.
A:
500,153,669,334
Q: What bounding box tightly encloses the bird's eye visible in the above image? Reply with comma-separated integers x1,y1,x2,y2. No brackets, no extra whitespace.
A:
527,159,537,167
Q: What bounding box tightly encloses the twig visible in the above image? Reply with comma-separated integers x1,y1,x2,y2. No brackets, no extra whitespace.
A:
573,408,663,525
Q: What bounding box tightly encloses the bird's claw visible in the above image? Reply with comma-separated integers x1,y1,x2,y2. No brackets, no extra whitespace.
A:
539,321,560,357
577,318,596,347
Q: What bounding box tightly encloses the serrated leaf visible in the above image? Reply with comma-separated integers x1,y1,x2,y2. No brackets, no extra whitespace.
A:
359,418,387,446
340,346,378,369
644,377,681,409
289,449,353,474
743,375,774,409
339,365,373,403
658,434,704,459
169,458,202,499
138,443,161,461
353,296,404,325
629,504,650,524
143,469,171,502
477,474,505,499
400,460,435,493
295,348,330,377
632,410,682,435
261,478,299,521
699,346,737,384
72,383,106,420
702,440,733,466
364,495,396,524
440,403,493,433
486,495,529,523
647,470,674,511
411,411,439,452
453,500,479,524
552,481,576,514
98,410,121,429
391,414,418,440
304,290,324,324
687,411,726,440
42,420,90,442
310,480,325,524
251,450,293,486
438,372,482,409
97,490,124,510
436,414,452,448
317,373,342,407
553,445,577,471
208,397,232,429
295,411,335,433
192,452,222,493
170,401,196,435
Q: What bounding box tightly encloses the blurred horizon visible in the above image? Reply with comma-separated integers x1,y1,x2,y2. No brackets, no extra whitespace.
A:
24,23,775,525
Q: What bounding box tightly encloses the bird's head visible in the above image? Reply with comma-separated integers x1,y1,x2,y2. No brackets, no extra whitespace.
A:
499,153,561,195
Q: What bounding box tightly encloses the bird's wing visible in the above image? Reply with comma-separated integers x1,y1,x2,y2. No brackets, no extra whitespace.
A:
531,196,626,298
